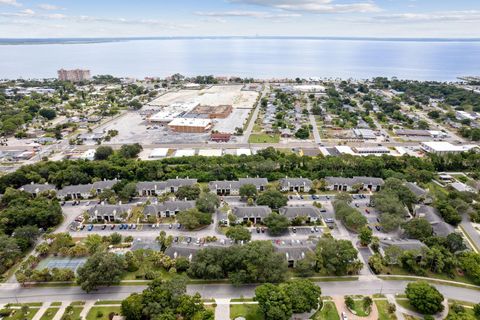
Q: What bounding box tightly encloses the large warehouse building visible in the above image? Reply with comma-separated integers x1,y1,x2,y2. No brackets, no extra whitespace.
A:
189,105,233,119
168,118,212,133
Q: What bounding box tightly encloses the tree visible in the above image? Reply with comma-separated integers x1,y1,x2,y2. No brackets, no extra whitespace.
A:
239,184,258,199
77,252,126,292
256,190,288,210
255,283,292,320
363,296,373,311
94,146,114,161
195,193,219,213
359,226,373,246
84,234,105,254
157,231,173,252
405,281,444,315
473,303,480,317
119,144,143,159
264,213,290,236
295,125,310,140
12,225,40,251
368,253,385,274
121,276,212,320
175,185,201,200
458,252,480,285
176,208,211,230
39,108,57,120
345,296,355,310
402,218,433,240
118,182,137,202
0,235,22,274
281,279,321,313
226,226,251,243
315,237,363,275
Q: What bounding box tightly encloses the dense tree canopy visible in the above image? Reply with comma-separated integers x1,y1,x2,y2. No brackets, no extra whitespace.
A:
77,252,127,292
405,281,444,315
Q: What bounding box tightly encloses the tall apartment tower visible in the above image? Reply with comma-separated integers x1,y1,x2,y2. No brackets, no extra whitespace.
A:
57,69,91,82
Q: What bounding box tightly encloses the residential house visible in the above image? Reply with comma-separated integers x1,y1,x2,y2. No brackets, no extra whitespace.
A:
88,204,132,222
415,205,455,237
279,205,321,223
275,246,314,268
279,177,312,192
209,178,268,196
19,183,56,197
92,179,119,195
379,239,426,264
143,200,195,218
57,184,93,200
324,176,384,192
231,206,272,224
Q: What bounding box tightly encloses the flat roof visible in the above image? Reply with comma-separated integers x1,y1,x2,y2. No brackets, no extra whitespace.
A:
149,148,169,158
236,148,252,156
422,141,467,152
198,149,223,157
168,118,211,127
174,149,196,157
335,146,355,155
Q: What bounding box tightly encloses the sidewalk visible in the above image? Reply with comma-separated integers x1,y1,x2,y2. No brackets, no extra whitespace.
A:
215,299,230,320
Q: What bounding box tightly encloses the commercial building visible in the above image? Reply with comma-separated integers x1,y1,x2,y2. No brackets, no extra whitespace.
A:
189,105,233,119
148,102,199,124
210,133,231,142
421,141,479,155
149,148,169,159
353,128,377,140
168,118,212,133
57,69,91,82
353,147,391,155
198,149,223,157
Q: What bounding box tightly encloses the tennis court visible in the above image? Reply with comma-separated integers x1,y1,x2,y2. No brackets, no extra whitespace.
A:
36,257,87,273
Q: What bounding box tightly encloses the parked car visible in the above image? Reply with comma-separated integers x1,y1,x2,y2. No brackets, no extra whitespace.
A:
292,227,297,233
79,225,86,231
87,224,94,231
110,225,115,230
169,224,173,229
101,224,107,230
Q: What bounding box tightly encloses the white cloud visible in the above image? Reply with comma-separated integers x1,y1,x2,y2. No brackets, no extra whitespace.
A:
37,4,64,10
229,0,381,14
195,10,301,19
0,0,21,7
371,10,480,23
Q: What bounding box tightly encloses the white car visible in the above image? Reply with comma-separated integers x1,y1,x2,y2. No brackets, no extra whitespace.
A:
341,312,348,320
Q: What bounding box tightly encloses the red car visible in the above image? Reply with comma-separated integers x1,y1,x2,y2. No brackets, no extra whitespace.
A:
365,209,370,214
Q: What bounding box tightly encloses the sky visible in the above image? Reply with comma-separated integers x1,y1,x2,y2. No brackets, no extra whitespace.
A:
0,0,479,38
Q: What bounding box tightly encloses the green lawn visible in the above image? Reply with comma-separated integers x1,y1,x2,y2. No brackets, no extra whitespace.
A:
230,304,264,320
93,301,122,306
350,300,370,317
375,300,397,320
0,307,40,320
248,133,280,143
62,306,83,320
50,302,62,307
311,301,340,320
86,306,122,320
39,308,60,320
395,299,417,313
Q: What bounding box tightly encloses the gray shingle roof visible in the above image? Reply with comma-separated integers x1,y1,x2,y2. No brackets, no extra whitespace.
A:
88,204,131,216
232,206,272,219
279,205,320,219
57,184,93,196
325,176,384,186
19,183,56,194
92,180,118,190
144,200,195,215
380,239,426,251
415,205,455,237
405,182,427,197
279,178,312,188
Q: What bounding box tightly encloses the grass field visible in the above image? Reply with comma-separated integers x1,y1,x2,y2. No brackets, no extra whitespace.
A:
395,299,418,313
62,306,83,320
311,301,340,320
86,307,122,320
375,300,397,320
0,307,40,320
39,308,60,320
248,133,280,143
94,301,122,305
350,300,370,317
230,304,264,320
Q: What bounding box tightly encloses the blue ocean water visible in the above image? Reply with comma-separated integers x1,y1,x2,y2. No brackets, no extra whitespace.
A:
0,38,479,81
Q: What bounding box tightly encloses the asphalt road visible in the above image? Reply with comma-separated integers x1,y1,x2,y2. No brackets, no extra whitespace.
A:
1,278,479,304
